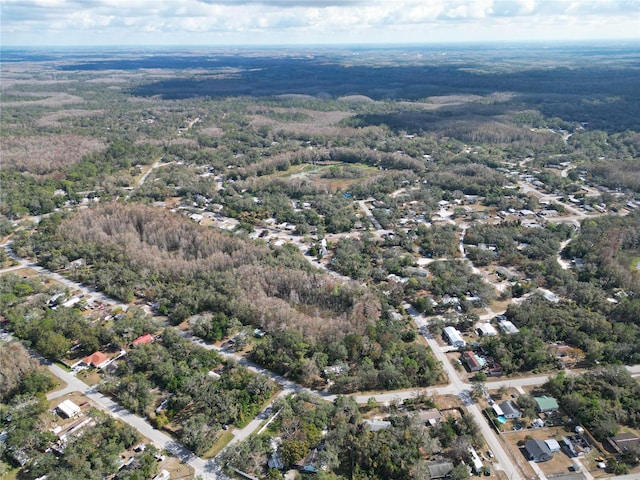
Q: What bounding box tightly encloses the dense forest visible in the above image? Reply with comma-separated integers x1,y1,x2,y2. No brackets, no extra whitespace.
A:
545,367,640,444
13,205,443,392
563,211,640,293
0,272,276,455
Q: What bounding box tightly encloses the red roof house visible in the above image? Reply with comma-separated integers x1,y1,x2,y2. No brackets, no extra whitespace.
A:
81,351,110,369
132,334,154,347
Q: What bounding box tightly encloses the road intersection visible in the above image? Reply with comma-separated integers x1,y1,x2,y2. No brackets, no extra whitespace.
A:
3,228,640,480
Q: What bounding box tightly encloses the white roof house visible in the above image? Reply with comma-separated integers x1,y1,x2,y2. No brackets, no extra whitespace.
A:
57,399,81,418
443,326,466,348
476,323,498,336
498,319,519,335
468,447,483,473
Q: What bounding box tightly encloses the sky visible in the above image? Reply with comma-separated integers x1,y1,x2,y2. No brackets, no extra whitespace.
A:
1,0,639,47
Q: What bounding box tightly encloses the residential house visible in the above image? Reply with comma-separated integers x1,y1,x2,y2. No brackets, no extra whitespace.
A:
476,323,498,337
495,266,524,281
7,448,29,467
497,319,519,335
427,461,454,479
549,344,584,367
485,362,503,377
462,351,485,371
524,439,553,462
268,452,284,470
534,395,559,413
56,399,81,419
417,409,443,427
468,447,483,473
81,351,110,369
498,401,522,419
365,419,392,431
443,326,466,348
132,333,154,347
608,433,640,455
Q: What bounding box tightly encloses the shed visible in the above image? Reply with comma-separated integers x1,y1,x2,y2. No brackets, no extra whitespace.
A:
56,399,81,418
545,439,561,453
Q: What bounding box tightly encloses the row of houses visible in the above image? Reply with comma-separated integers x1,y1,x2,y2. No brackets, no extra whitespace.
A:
444,318,520,349
70,334,154,371
461,351,503,377
490,396,559,423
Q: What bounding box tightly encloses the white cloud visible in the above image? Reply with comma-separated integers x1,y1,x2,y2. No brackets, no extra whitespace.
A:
0,0,638,45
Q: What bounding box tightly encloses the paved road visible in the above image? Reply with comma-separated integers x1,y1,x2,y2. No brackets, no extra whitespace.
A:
44,362,226,479
2,241,121,309
6,231,640,480
405,302,522,479
609,473,640,480
227,389,292,447
0,263,30,274
357,198,383,230
47,363,88,399
124,157,172,201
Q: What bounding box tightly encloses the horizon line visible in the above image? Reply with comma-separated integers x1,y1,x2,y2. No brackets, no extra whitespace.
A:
2,38,639,50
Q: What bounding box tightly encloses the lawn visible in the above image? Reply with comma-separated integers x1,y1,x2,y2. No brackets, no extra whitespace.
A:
201,430,234,459
502,427,580,478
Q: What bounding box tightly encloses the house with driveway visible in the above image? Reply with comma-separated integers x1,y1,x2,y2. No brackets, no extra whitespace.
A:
524,439,553,462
